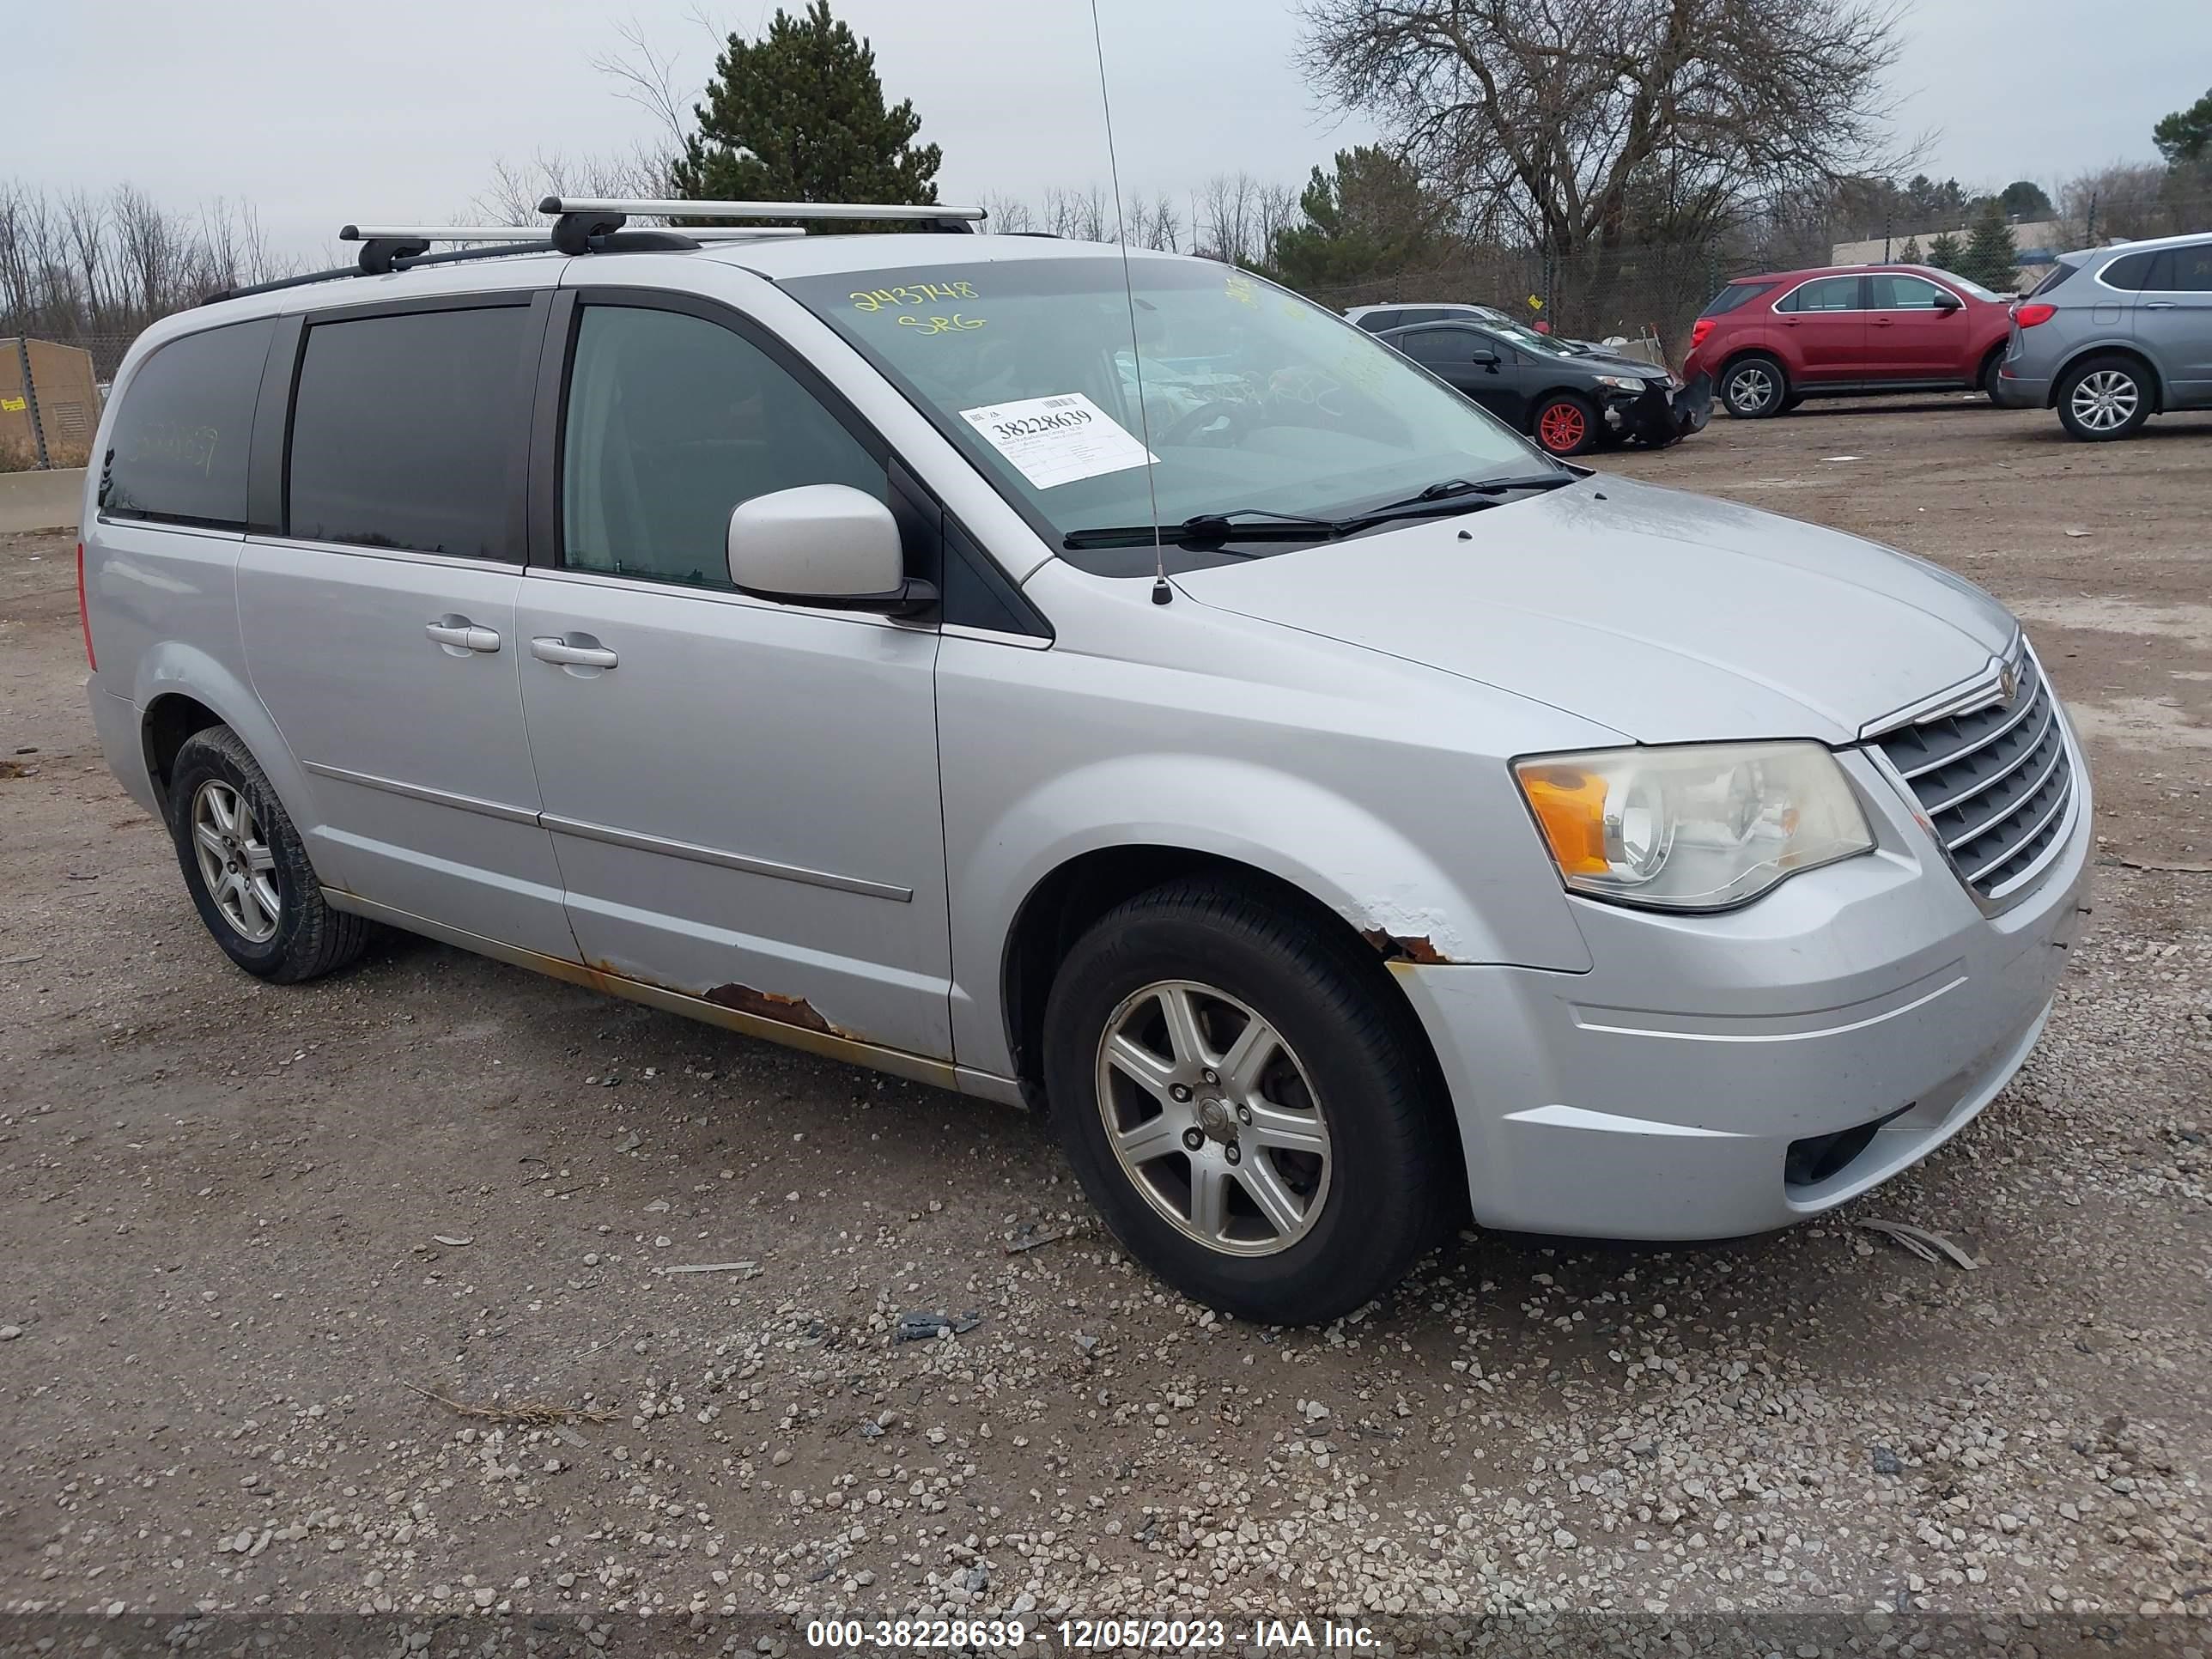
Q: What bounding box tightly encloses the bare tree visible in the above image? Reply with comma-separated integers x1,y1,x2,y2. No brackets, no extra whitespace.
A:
980,191,1034,234
1133,192,1181,252
1297,0,1909,259
1,179,305,373
2060,161,2174,242
1194,173,1267,264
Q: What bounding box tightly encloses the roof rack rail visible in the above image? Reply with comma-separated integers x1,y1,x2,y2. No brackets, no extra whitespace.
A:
538,196,987,234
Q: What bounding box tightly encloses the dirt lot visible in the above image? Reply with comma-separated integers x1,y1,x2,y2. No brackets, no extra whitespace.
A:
2,398,2209,1651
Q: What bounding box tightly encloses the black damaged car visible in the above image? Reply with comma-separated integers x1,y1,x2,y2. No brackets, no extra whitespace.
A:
1376,315,1711,458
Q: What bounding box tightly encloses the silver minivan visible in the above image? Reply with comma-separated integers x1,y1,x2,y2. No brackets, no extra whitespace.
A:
81,200,2091,1324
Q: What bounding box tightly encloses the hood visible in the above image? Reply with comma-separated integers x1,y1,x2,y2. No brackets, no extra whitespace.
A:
1173,476,2016,744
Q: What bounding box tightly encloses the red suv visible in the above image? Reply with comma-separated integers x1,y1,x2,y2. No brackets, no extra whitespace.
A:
1681,264,2016,419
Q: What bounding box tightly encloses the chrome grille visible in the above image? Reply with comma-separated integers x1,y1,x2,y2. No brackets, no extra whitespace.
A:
1875,650,2075,903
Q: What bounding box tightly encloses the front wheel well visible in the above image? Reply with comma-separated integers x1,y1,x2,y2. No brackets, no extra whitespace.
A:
143,694,226,815
2052,345,2164,411
999,846,1451,1115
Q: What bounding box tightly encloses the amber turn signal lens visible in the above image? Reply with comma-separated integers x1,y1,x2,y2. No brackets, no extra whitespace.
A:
1517,764,1610,875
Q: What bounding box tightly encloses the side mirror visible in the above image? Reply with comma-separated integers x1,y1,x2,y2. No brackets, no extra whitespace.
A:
1931,291,1963,312
1469,349,1501,368
726,484,937,617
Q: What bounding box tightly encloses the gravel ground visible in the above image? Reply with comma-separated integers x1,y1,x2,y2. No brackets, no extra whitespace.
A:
0,398,2207,1655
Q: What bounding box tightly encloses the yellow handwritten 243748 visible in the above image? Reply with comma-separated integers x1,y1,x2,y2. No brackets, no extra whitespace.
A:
852,281,977,312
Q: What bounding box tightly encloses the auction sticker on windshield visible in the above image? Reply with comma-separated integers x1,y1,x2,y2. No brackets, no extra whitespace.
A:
958,393,1158,490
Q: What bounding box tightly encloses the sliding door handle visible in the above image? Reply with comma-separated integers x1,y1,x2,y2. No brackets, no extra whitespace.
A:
531,635,618,670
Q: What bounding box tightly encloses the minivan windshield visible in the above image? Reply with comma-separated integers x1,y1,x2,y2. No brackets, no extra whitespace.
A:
783,257,1548,574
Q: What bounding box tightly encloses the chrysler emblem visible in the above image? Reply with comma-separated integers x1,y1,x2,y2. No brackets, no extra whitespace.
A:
1998,664,2020,705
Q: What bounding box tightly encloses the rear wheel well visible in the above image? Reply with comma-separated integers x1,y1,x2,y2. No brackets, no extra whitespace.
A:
1000,847,1452,1120
2053,345,2163,411
143,695,225,815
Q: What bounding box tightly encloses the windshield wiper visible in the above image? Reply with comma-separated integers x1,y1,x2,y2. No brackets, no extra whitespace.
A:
1062,474,1578,551
1061,507,1342,550
1382,473,1579,509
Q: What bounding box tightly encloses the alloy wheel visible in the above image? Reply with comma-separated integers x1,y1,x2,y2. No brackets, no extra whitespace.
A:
1093,980,1333,1257
2069,369,2139,433
1537,403,1588,453
190,780,281,944
1727,365,1775,414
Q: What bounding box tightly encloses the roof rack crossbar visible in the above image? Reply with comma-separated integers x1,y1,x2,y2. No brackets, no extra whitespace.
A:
538,196,986,233
339,226,553,242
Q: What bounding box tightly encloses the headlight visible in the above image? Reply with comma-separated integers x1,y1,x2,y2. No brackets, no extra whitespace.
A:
1514,742,1875,910
1592,374,1649,391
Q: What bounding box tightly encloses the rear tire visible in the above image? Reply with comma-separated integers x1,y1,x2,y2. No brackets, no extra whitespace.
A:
1531,392,1599,457
167,726,369,983
1041,878,1452,1325
1720,355,1787,419
1980,349,2006,404
2055,354,2152,441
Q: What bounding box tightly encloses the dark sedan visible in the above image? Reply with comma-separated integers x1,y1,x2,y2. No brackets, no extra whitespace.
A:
1376,317,1710,457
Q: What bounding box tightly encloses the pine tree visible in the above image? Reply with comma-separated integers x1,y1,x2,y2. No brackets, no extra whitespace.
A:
1960,199,2019,289
1270,148,1448,290
670,1,940,227
1897,234,1923,264
1926,231,1965,272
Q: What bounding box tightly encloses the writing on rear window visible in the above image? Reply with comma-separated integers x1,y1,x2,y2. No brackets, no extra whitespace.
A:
852,281,977,312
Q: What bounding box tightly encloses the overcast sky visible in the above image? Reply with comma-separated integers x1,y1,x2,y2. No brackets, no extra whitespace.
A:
20,0,2210,258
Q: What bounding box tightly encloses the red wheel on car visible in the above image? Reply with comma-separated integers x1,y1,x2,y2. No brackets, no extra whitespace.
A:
1534,394,1595,457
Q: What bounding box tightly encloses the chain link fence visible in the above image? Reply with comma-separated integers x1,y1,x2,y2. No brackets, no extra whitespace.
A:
1299,240,1729,364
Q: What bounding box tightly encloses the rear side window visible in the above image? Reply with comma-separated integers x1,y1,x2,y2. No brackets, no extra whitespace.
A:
2100,250,2164,291
1699,283,1771,318
1776,276,1862,313
99,319,274,531
287,305,533,559
560,304,881,590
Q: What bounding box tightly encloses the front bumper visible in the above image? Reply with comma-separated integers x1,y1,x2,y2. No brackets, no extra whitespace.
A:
1399,739,2092,1239
1603,374,1711,445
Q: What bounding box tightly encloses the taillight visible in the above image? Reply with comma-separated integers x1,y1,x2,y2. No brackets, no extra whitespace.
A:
1690,319,1715,349
76,541,96,671
2014,302,2056,328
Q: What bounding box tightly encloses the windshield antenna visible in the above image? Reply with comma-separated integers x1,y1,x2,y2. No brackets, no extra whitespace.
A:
1087,0,1170,605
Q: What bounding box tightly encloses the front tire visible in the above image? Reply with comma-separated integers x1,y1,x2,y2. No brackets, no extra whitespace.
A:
1041,878,1452,1325
2056,355,2152,441
1720,355,1787,419
167,726,369,982
1532,392,1599,457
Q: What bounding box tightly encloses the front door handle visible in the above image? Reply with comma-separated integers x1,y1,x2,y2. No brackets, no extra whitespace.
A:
532,635,618,670
1871,317,1894,327
426,617,501,653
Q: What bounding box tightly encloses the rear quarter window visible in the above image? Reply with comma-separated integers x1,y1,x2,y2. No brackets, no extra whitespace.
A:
99,318,276,531
1699,283,1771,318
2099,250,2165,291
2025,258,2082,298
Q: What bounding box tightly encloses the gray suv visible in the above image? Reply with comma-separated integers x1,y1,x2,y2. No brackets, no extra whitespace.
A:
1995,231,2212,440
80,198,2091,1324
